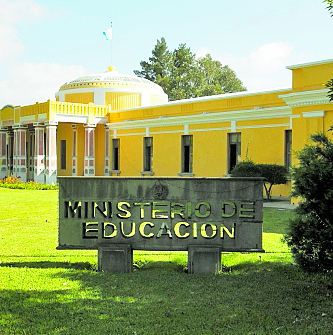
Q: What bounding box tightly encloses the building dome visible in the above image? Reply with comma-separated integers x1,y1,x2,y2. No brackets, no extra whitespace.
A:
55,67,168,110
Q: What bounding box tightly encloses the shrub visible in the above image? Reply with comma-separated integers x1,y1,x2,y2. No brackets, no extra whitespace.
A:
256,164,288,200
231,162,288,200
0,175,58,190
284,132,333,273
0,175,22,184
230,161,261,177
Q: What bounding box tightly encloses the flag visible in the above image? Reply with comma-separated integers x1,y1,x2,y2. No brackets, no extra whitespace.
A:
103,28,112,40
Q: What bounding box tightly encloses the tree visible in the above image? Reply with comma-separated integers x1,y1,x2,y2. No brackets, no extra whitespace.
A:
229,161,261,177
323,0,333,16
256,164,288,200
195,54,246,96
134,38,246,101
134,37,172,83
284,131,333,272
324,1,333,95
231,162,288,200
167,43,197,101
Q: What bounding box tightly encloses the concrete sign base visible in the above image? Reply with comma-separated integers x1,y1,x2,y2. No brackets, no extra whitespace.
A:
188,246,222,274
98,244,133,273
97,244,222,274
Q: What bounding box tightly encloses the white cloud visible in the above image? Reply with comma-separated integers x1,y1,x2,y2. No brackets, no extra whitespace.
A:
0,0,49,62
0,24,24,62
0,0,48,23
245,42,293,74
223,42,294,91
0,1,87,108
0,63,88,107
195,47,211,59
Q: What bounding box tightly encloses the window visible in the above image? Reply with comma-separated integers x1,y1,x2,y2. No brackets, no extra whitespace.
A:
112,138,120,171
182,135,193,174
285,130,292,170
143,137,153,172
60,140,66,170
228,133,241,173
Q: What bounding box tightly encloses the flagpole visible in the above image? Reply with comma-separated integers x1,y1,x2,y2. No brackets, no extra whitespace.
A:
110,22,112,67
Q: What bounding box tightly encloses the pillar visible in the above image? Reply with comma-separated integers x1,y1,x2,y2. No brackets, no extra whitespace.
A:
33,122,45,183
98,245,133,273
27,129,35,181
0,127,7,179
71,124,77,176
12,124,28,181
104,125,110,176
84,123,96,176
45,121,58,184
6,130,13,176
188,246,222,274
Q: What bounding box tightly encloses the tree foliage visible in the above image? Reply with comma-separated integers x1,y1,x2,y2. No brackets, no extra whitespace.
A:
284,132,333,272
323,0,333,16
256,164,288,200
134,38,246,101
325,78,333,102
229,161,261,177
324,1,333,96
231,161,288,200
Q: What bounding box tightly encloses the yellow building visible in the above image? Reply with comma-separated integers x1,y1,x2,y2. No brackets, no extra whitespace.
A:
0,59,333,197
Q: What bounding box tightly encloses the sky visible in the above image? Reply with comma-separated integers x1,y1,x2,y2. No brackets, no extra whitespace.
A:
1,0,333,108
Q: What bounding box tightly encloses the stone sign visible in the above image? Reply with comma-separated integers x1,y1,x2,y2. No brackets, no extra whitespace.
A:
58,177,264,274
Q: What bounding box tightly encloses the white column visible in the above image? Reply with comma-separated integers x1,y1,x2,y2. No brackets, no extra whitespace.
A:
84,123,96,176
71,124,77,176
6,130,13,176
45,121,58,184
104,125,110,176
33,122,45,183
12,124,28,181
0,127,7,179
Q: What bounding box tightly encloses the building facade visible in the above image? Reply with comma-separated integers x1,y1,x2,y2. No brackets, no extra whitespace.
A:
1,60,333,197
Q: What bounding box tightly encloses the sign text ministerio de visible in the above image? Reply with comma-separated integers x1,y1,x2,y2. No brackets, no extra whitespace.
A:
58,177,264,252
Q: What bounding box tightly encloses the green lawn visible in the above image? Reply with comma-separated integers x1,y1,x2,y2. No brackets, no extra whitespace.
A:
0,188,332,334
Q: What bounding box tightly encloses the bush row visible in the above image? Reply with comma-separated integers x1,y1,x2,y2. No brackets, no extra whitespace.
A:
0,175,58,190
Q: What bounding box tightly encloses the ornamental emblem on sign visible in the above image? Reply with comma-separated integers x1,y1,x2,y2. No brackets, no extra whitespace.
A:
152,183,169,200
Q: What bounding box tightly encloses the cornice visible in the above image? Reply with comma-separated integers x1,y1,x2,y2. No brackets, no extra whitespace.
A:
279,89,332,107
107,106,292,130
287,59,333,70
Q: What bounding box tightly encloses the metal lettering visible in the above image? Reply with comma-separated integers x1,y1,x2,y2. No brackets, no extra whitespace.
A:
193,222,198,238
65,201,82,218
156,222,172,238
120,222,136,237
220,223,235,238
139,221,154,238
174,221,190,238
239,202,255,218
170,202,185,219
117,202,131,218
103,222,117,238
134,202,150,219
221,202,236,217
200,223,217,238
195,202,211,218
152,202,168,219
82,222,98,238
93,202,108,218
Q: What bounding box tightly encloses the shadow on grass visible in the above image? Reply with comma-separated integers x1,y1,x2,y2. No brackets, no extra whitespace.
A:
1,262,332,335
134,260,186,272
0,261,94,270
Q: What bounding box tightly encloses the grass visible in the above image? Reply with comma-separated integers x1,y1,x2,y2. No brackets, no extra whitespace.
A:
0,188,332,334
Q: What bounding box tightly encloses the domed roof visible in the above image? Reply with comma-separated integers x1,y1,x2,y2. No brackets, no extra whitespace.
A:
58,67,165,93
